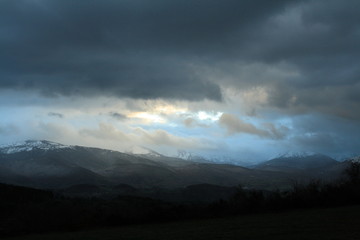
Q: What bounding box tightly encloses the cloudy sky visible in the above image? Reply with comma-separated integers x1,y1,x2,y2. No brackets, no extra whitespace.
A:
1,0,359,162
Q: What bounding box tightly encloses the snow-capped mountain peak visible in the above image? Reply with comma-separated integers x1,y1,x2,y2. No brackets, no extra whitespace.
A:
275,151,316,159
0,140,73,154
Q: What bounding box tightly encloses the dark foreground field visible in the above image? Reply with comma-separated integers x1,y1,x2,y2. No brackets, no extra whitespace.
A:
7,205,360,240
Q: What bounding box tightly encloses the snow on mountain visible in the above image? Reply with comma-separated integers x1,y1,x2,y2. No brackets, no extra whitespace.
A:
176,150,210,162
349,156,360,163
126,145,163,158
274,151,316,159
0,140,73,154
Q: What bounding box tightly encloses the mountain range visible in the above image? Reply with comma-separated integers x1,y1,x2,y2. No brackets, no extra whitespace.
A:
0,140,354,195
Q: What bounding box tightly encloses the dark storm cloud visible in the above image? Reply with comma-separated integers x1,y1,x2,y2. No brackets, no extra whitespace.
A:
0,0,359,120
200,0,360,120
270,1,360,117
261,0,360,119
0,0,292,101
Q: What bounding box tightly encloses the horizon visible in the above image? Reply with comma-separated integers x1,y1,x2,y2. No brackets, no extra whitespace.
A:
0,138,356,163
1,0,360,163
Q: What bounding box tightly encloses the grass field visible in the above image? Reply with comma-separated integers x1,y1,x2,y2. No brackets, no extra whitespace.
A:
7,205,360,240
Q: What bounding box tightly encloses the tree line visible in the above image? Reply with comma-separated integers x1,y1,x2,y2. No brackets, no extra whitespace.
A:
1,162,359,237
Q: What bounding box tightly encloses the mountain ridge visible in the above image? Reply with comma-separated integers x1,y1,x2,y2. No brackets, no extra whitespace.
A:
254,153,340,171
0,140,351,191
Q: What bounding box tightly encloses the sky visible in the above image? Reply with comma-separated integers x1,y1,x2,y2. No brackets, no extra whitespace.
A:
0,0,359,162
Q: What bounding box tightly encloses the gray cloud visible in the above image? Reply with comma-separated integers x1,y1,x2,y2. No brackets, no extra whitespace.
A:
2,0,358,111
79,123,129,141
0,0,295,102
219,113,269,137
0,124,19,136
48,112,64,118
109,112,127,121
133,128,209,150
218,113,286,139
1,0,358,106
285,114,360,157
78,123,210,151
225,0,360,119
183,118,196,128
183,117,209,128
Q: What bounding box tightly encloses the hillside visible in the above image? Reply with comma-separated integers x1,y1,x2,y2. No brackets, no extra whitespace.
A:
253,153,347,182
0,140,291,190
0,141,349,191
